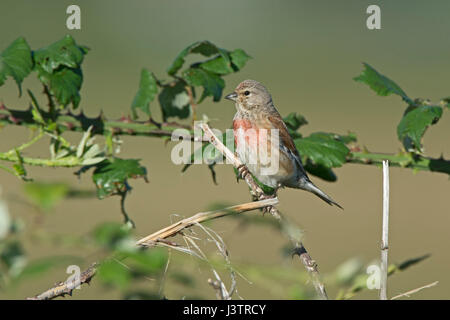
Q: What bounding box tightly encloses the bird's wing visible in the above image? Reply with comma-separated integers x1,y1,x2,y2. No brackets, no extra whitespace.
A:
268,114,309,178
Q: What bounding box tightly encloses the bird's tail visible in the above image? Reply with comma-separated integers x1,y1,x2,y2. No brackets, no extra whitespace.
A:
303,181,343,210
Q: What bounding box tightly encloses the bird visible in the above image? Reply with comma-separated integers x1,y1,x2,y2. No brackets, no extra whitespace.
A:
225,79,342,209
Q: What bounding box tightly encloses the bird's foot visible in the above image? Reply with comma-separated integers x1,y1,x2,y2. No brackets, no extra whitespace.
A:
237,164,250,180
258,193,277,215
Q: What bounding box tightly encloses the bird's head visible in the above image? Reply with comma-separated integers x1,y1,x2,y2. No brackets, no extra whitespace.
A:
225,79,273,112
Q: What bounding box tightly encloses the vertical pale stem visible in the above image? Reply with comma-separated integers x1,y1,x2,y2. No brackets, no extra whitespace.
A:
380,160,390,300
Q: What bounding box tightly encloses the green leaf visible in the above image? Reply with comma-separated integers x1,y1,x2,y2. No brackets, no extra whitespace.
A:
125,248,168,274
33,35,88,74
33,35,88,109
182,132,232,185
92,158,147,199
167,41,227,76
97,259,132,288
295,132,350,168
283,113,307,139
23,182,69,211
14,256,79,282
0,240,26,276
167,41,250,76
0,37,33,95
230,49,251,70
93,222,131,249
337,132,358,144
397,105,443,152
158,80,191,121
199,55,234,75
354,63,411,103
36,65,83,108
183,68,225,102
442,97,450,109
303,160,337,182
394,254,430,272
131,69,158,119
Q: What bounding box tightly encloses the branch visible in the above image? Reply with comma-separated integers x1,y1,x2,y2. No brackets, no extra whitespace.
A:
1,104,448,176
349,151,450,176
390,281,438,300
30,198,277,300
136,198,278,246
380,160,390,300
198,122,328,300
0,105,205,141
28,263,98,300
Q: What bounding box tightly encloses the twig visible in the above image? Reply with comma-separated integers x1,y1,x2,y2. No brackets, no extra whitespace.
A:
390,281,438,300
380,160,390,300
28,263,98,300
208,278,225,300
198,122,328,300
293,245,328,300
136,198,278,246
30,198,277,300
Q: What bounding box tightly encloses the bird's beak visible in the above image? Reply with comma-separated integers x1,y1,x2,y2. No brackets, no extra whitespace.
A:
225,92,237,101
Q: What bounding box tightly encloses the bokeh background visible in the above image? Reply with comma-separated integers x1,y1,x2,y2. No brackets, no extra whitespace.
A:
0,0,449,299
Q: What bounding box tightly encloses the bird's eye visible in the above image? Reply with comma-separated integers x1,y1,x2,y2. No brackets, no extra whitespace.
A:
244,90,250,96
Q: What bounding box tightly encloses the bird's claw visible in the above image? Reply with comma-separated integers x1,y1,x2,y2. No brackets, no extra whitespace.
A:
258,193,276,215
237,164,250,180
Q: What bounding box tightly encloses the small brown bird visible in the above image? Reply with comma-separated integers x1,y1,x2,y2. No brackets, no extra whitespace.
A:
225,79,342,209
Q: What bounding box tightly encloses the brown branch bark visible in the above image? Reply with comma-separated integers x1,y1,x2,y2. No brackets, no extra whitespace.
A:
28,263,98,300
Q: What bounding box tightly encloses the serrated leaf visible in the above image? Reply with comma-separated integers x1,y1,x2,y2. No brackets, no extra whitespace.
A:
131,69,158,119
183,68,224,103
33,35,88,74
337,132,358,144
283,113,307,139
295,132,350,168
303,160,337,182
33,35,87,109
230,49,251,70
199,55,234,75
92,158,147,199
36,66,83,108
23,182,69,211
0,37,33,95
158,80,191,121
167,41,226,76
397,105,442,152
354,63,411,103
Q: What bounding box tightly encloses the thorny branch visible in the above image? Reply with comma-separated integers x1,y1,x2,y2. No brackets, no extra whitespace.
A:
28,263,98,300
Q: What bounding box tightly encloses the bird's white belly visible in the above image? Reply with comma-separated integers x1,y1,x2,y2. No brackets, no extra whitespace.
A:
236,140,297,189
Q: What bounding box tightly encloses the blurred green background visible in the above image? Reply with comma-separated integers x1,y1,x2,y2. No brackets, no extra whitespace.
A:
0,0,449,299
